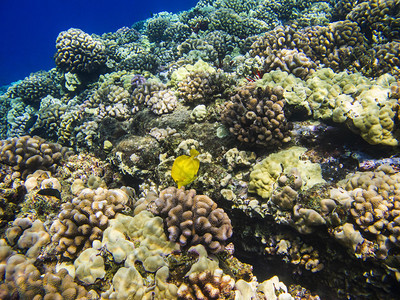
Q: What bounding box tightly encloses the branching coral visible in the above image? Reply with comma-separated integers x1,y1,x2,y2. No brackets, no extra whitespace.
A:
49,187,130,259
0,135,72,178
54,28,106,73
148,187,233,253
221,82,292,147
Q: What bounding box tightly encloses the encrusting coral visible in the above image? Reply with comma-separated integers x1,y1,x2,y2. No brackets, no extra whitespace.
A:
101,210,179,268
248,146,325,200
258,68,400,146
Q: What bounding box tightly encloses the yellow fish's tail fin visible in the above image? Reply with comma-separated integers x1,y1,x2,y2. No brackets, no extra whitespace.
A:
190,148,200,157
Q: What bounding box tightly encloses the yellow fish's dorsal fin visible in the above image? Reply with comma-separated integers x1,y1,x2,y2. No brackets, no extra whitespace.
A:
190,148,199,157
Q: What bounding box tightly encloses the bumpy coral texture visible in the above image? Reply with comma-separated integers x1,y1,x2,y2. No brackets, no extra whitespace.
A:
366,41,400,78
264,233,324,273
145,90,177,115
250,20,365,72
178,70,230,104
347,0,400,42
101,211,179,268
6,218,50,258
54,28,106,73
260,68,399,146
258,48,317,79
177,268,236,300
0,135,71,178
176,37,218,65
148,187,233,253
30,96,71,141
0,254,88,299
209,8,268,37
7,70,59,106
221,83,292,147
90,83,135,121
50,187,129,259
337,165,400,259
131,78,165,106
146,16,171,42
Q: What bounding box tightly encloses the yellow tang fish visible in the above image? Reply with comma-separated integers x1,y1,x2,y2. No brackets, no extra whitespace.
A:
171,148,200,188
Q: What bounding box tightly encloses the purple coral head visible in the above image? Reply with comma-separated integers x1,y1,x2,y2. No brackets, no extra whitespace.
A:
131,74,146,90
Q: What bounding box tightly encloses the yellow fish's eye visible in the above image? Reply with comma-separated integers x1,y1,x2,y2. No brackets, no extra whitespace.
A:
171,148,200,188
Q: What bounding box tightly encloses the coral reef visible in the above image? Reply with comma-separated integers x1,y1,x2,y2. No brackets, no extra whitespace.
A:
221,82,292,147
2,1,400,298
259,68,400,146
250,20,365,72
7,70,60,106
330,165,400,259
0,255,89,299
49,187,130,259
347,0,400,42
54,28,106,73
0,135,71,178
6,217,50,258
147,187,233,253
101,211,178,267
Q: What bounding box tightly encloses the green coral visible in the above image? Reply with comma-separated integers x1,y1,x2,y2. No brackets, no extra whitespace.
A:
248,146,325,200
258,68,400,146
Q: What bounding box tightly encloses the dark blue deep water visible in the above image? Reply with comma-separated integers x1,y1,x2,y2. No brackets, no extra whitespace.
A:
0,0,198,86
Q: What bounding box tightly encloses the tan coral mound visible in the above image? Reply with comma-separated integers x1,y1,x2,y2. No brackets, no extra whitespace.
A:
50,187,130,259
148,187,233,253
332,165,400,259
221,83,292,147
0,135,71,178
54,28,106,73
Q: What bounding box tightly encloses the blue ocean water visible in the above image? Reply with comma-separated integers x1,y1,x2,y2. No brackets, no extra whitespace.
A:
0,0,198,86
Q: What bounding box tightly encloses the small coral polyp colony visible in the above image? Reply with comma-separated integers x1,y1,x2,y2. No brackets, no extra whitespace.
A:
2,0,400,299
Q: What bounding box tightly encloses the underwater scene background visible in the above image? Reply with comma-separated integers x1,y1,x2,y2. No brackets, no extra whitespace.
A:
1,0,400,299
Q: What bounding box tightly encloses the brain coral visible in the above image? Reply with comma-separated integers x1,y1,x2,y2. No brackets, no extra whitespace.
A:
54,28,106,73
148,187,233,253
221,82,292,147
